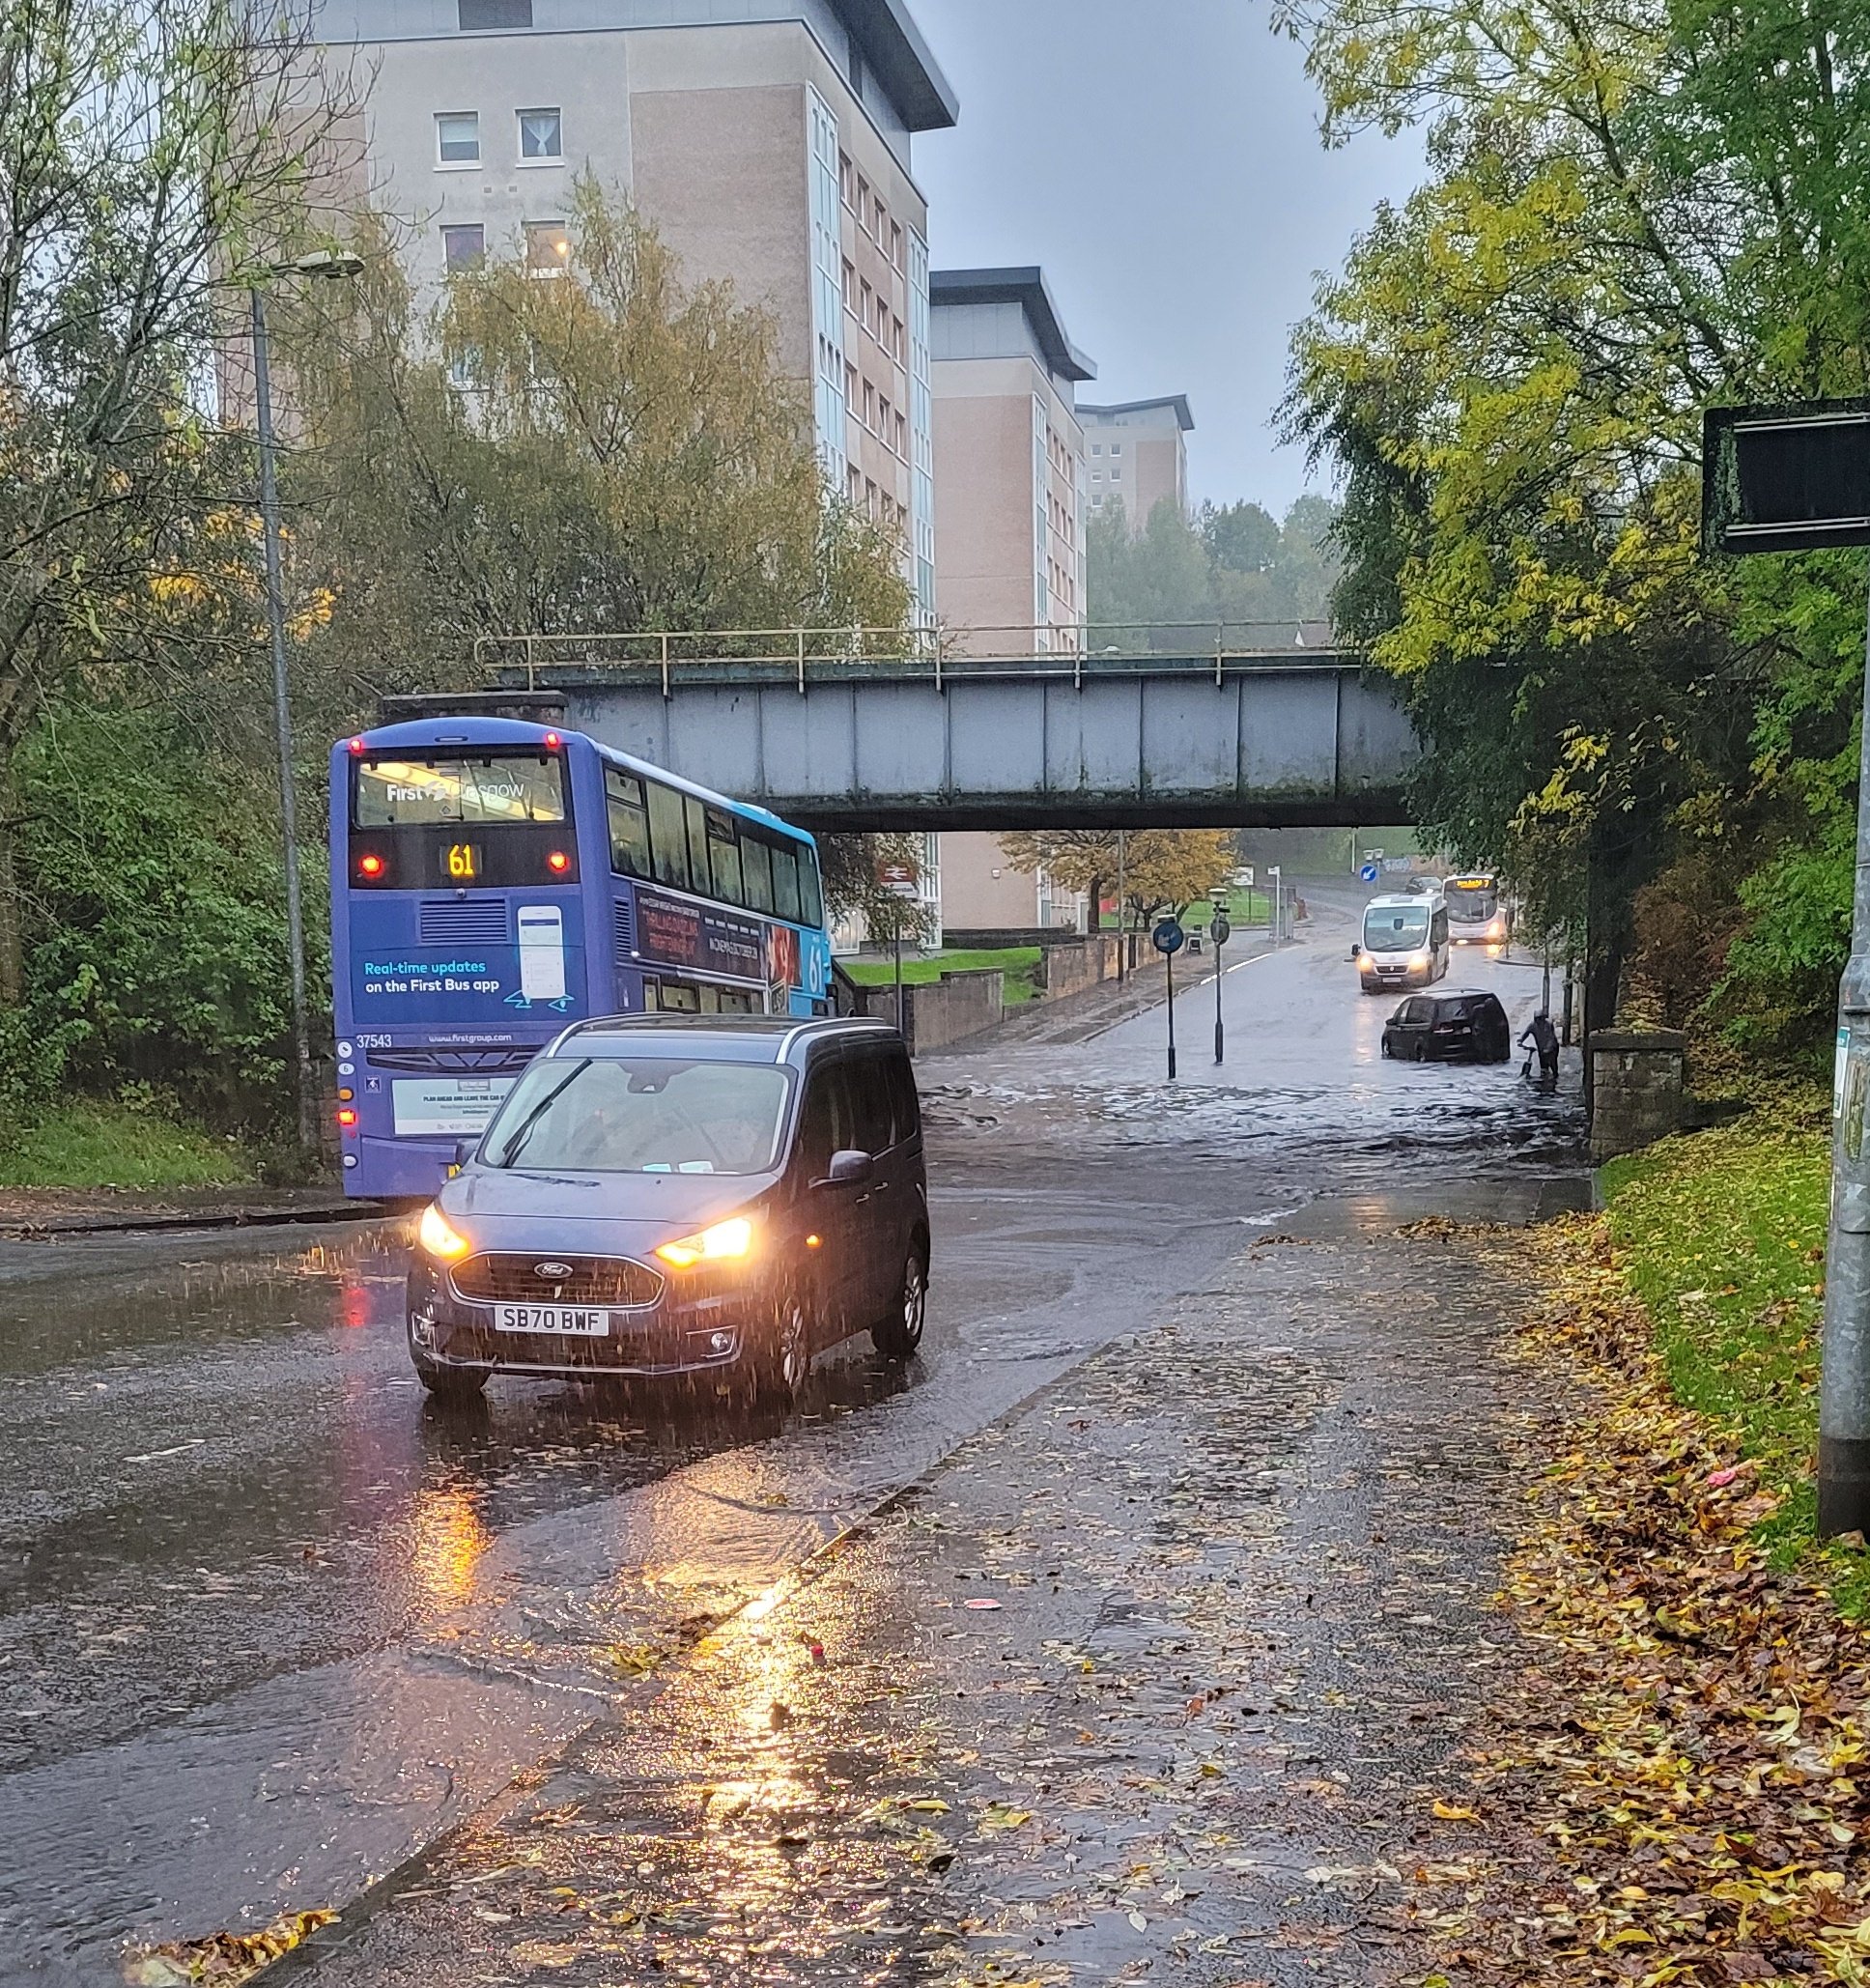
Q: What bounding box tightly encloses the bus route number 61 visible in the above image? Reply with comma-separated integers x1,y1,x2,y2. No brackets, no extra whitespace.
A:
447,842,480,882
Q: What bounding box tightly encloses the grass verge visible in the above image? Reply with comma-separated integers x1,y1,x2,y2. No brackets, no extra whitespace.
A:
0,1098,252,1192
842,946,1044,1006
1597,1096,1854,1593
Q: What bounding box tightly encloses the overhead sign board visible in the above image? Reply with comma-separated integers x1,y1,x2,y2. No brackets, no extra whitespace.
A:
1704,398,1870,554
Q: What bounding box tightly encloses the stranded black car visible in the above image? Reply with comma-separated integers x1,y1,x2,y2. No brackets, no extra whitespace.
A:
407,1016,929,1401
1381,990,1512,1065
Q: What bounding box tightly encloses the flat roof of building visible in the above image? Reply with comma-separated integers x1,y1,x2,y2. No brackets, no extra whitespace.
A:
928,267,1096,383
841,0,958,130
1080,395,1196,431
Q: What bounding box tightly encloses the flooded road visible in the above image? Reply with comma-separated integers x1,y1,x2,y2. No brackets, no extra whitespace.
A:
0,886,1585,1977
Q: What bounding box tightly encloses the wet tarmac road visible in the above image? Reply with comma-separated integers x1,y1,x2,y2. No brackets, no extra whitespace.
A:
0,885,1584,1978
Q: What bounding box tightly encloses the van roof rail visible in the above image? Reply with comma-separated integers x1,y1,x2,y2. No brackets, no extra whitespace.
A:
376,691,570,725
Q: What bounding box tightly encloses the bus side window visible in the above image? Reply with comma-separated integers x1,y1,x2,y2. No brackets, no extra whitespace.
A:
1432,906,1449,948
684,796,711,894
607,770,652,878
771,839,802,923
646,781,690,891
797,845,824,929
743,834,775,915
706,807,745,906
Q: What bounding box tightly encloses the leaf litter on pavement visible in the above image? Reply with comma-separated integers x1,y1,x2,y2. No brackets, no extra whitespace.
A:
1417,1213,1870,1986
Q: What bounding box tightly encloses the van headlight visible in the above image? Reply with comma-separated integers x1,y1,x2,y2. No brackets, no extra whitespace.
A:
417,1204,471,1261
656,1216,755,1269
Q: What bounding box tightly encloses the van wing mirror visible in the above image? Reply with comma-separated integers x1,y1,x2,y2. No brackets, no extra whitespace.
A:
452,1137,478,1171
821,1149,874,1189
1347,943,1360,962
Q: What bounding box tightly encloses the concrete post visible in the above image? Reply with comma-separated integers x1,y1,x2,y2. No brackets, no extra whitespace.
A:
1818,608,1870,1536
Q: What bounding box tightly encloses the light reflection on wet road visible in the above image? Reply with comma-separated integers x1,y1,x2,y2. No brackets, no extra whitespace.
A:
0,887,1585,1976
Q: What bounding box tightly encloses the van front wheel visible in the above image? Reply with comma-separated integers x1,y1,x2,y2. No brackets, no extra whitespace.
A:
872,1247,927,1360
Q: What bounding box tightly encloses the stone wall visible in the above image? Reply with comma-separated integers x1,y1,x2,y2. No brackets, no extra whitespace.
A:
1589,1029,1687,1162
1035,934,1124,1001
845,969,1006,1057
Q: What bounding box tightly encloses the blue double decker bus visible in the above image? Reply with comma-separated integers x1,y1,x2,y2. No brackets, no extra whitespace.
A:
329,713,833,1198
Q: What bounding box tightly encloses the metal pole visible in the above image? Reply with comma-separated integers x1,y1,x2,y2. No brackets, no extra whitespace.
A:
1165,946,1176,1082
252,287,317,1170
1213,926,1225,1065
893,898,905,1037
1819,597,1870,1536
1116,831,1128,984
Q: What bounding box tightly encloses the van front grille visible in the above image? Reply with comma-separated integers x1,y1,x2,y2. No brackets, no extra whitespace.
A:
451,1254,664,1308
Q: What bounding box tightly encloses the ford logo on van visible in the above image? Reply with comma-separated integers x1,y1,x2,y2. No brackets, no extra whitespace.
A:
534,1262,575,1281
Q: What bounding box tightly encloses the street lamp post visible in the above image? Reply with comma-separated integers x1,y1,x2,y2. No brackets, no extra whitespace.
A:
251,251,365,1170
1116,830,1128,983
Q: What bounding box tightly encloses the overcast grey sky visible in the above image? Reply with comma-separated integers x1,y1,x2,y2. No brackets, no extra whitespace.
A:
907,0,1420,515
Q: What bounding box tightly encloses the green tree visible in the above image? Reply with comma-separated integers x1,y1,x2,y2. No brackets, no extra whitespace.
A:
0,0,348,1005
1089,494,1342,641
1279,0,1870,1046
288,187,909,704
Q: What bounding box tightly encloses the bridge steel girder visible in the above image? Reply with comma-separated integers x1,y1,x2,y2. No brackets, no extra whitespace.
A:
535,653,1419,833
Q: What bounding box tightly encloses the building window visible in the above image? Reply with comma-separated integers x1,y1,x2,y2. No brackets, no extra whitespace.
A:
436,111,480,164
459,0,531,25
1091,442,1103,455
518,108,562,161
892,314,905,364
524,220,571,275
441,224,485,269
839,153,855,211
841,259,856,312
891,221,904,270
845,360,859,407
1112,442,1123,455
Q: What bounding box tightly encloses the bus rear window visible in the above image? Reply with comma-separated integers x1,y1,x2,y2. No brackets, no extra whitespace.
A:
355,754,566,827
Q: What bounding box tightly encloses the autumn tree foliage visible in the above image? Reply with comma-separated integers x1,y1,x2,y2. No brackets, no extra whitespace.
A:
999,829,1238,928
285,187,910,710
1279,0,1870,1049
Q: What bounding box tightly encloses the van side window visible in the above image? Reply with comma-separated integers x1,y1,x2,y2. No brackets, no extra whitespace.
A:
797,1061,860,1178
885,1052,920,1143
850,1053,895,1153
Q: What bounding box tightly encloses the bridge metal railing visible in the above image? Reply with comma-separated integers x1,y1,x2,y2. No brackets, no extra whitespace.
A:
471,620,1348,697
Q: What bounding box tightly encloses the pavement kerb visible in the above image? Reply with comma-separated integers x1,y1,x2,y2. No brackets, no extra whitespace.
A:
0,1200,386,1242
255,1316,1171,1982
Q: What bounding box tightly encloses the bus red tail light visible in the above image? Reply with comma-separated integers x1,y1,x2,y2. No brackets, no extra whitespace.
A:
548,850,570,874
348,737,367,755
544,731,561,751
357,854,384,879
336,1108,358,1128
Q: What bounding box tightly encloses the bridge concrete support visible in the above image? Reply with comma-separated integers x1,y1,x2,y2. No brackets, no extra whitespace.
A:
533,653,1419,831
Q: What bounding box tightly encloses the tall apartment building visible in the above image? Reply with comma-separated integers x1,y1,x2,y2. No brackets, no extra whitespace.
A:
308,0,956,620
926,268,1094,942
928,267,1094,650
1080,395,1194,536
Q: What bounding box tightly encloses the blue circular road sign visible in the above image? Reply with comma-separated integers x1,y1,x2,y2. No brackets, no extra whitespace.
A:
1360,863,1381,883
1152,919,1186,956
